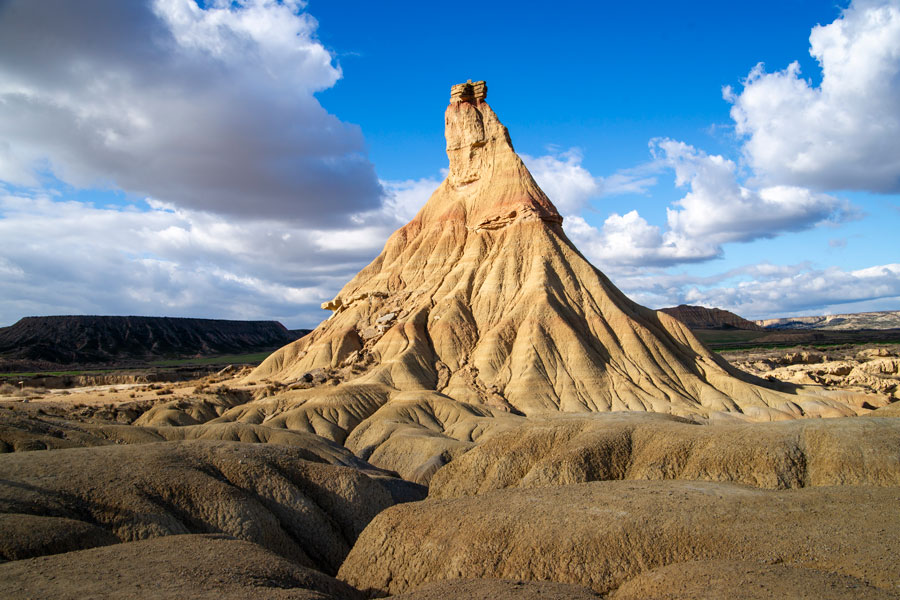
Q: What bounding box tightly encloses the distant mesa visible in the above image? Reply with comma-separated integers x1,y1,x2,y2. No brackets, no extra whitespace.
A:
0,315,310,366
660,304,764,331
757,310,900,331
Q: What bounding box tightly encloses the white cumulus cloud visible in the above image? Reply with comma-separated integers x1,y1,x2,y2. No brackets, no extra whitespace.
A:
655,139,851,243
523,149,657,215
726,0,900,192
561,139,852,267
0,0,382,224
605,261,900,319
0,191,385,327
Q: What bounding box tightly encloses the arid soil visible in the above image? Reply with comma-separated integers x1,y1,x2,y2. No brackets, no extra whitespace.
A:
339,481,900,596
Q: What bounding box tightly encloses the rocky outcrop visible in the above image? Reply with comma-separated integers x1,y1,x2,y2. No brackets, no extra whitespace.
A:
611,560,896,600
428,413,900,498
728,345,900,402
660,304,763,330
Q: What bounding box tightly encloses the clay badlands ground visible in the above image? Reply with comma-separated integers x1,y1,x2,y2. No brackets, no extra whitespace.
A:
2,84,899,599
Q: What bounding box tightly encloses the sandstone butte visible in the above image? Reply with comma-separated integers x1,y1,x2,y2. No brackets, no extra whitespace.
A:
225,80,886,464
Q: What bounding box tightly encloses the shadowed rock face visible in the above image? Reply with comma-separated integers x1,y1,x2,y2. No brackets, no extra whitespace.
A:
0,440,425,573
0,315,307,365
0,534,363,600
338,481,900,597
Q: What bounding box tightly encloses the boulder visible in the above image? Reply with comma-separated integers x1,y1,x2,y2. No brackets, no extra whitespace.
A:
339,481,900,596
429,413,900,498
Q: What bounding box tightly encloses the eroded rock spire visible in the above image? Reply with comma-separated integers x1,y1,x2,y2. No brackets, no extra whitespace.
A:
233,82,873,479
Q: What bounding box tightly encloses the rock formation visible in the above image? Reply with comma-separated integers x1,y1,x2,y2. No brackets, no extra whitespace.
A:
428,412,900,498
725,344,900,402
243,81,875,434
660,304,764,330
610,560,897,600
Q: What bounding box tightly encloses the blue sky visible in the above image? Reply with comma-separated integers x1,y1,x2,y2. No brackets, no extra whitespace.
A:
0,0,898,328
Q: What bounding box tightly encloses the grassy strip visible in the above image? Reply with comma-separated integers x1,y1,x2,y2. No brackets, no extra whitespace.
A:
148,351,272,367
1,351,273,377
0,370,117,378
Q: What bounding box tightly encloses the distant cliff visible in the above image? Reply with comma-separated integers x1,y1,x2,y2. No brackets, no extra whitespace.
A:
659,305,763,331
756,310,900,330
0,316,310,365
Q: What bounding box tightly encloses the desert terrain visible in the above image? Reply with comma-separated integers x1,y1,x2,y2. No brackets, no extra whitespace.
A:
1,82,898,599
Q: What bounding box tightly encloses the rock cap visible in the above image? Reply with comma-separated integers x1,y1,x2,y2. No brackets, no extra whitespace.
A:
450,79,487,103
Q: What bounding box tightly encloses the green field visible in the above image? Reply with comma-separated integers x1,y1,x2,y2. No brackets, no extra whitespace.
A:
693,327,900,352
0,369,117,379
148,351,273,367
0,351,274,378
692,330,770,346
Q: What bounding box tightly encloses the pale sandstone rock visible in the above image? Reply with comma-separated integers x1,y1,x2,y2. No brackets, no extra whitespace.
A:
858,347,896,358
343,392,523,483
